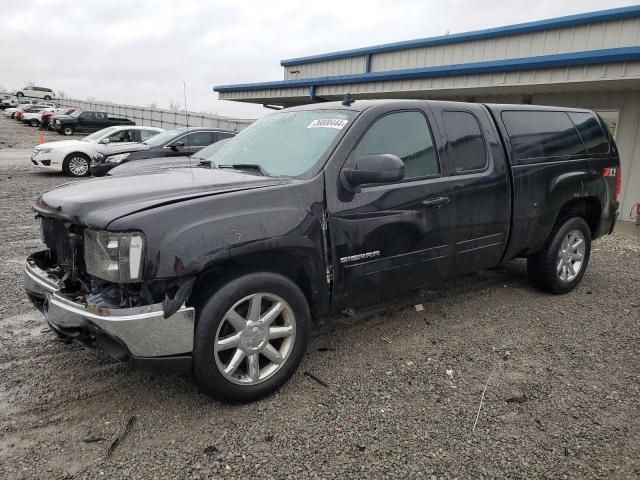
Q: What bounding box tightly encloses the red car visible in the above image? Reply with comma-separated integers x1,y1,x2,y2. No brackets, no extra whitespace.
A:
43,107,76,130
13,107,27,121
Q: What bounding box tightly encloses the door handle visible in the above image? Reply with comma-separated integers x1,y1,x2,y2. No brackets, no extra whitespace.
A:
422,196,450,208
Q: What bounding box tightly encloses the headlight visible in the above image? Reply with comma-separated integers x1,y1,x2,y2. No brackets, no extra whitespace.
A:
105,153,129,164
84,230,145,282
36,148,52,154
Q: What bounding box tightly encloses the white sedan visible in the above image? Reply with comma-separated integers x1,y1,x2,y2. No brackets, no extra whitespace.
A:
22,107,59,127
31,125,164,177
3,102,54,118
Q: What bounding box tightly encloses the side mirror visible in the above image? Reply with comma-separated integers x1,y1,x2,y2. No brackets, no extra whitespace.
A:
101,137,110,144
340,154,405,193
170,141,185,150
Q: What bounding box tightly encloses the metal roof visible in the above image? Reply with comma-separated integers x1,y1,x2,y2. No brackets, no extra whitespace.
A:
214,46,640,93
279,5,640,66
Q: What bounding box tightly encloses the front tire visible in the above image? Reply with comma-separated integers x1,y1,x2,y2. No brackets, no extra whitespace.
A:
63,153,91,177
527,217,591,294
44,95,51,101
62,126,74,136
16,92,23,98
29,119,39,127
193,272,310,402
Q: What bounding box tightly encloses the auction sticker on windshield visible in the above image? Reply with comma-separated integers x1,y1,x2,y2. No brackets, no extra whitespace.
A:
307,119,348,129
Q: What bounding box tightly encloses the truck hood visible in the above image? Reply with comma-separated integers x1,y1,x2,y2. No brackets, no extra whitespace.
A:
107,156,195,176
34,168,293,229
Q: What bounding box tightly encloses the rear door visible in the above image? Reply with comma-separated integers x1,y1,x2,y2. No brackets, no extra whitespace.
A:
77,112,95,130
429,104,511,275
326,106,455,309
93,112,110,131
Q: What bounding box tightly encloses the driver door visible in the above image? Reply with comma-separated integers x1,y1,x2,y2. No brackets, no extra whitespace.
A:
327,108,455,310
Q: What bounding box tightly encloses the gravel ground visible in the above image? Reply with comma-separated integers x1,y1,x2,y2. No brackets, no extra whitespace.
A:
0,111,85,150
0,113,639,479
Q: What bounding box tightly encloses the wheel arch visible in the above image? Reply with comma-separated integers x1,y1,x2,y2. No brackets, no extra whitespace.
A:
552,196,602,238
63,151,90,162
189,247,329,320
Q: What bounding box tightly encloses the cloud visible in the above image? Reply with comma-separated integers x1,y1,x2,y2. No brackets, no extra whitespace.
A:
0,0,635,119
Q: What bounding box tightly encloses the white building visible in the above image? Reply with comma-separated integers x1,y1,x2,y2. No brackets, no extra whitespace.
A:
216,6,640,222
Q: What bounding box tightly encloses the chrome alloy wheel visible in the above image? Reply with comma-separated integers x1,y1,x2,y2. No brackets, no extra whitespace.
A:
557,229,586,283
68,156,89,176
214,293,296,385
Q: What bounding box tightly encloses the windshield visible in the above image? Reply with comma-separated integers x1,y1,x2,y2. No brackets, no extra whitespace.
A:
82,126,119,142
210,109,355,177
143,128,183,147
70,110,82,118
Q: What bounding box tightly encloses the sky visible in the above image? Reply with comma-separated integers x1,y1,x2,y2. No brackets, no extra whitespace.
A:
1,0,636,119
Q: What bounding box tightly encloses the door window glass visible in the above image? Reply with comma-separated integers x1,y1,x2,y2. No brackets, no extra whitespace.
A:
107,129,134,143
350,111,438,179
442,111,487,173
215,132,234,142
140,129,159,141
182,131,215,147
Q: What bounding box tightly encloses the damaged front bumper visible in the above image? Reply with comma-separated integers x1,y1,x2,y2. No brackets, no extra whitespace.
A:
24,250,195,368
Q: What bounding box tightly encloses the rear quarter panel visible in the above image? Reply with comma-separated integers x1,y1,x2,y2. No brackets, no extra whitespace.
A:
488,106,620,260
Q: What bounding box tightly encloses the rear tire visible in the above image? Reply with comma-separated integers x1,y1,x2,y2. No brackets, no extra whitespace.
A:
527,217,591,294
16,92,23,98
193,272,310,402
29,119,39,127
63,153,91,177
44,95,51,101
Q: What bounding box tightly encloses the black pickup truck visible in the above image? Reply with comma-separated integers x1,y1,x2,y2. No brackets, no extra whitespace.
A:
24,100,620,402
53,110,135,136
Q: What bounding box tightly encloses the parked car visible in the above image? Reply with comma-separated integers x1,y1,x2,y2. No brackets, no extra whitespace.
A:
31,125,164,177
43,107,77,130
53,110,135,136
21,107,58,127
24,100,620,402
3,102,34,116
91,127,235,176
14,104,56,121
107,138,231,176
0,96,23,109
15,86,56,100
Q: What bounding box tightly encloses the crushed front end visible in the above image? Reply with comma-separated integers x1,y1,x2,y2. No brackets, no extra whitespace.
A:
24,216,195,371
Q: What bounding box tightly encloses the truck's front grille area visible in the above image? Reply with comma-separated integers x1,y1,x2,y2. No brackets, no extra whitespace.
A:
41,217,85,272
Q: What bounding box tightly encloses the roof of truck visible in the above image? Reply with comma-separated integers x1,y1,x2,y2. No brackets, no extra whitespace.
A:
282,99,595,114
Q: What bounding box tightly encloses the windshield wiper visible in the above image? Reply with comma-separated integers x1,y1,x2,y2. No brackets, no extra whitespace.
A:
217,163,268,176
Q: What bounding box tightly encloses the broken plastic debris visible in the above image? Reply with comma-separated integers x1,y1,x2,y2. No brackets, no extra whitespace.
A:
415,304,424,312
446,369,454,379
